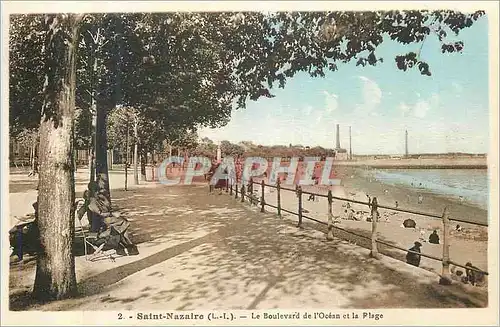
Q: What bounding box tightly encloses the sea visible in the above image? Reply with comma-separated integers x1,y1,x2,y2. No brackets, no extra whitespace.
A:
361,169,489,211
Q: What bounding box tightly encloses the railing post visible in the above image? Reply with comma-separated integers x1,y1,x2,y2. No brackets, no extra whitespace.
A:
235,182,238,199
370,197,380,259
260,180,266,212
241,184,245,203
327,190,334,240
297,185,303,228
277,179,282,217
440,207,452,285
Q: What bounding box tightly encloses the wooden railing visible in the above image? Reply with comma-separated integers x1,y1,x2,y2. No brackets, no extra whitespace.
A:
211,177,489,283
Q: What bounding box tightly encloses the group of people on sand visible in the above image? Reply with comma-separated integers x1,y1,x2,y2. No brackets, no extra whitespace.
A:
405,237,485,287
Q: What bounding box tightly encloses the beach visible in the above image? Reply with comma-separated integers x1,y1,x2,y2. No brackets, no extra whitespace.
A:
256,165,488,283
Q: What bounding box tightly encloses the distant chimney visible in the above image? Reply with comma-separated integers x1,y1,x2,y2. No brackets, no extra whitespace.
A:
405,130,409,157
336,124,341,149
349,126,352,160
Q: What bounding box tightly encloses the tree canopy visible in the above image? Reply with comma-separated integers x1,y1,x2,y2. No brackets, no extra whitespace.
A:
10,10,485,137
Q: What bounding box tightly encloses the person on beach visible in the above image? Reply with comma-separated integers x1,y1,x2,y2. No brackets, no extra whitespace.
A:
345,202,355,220
406,241,422,267
402,218,416,228
451,268,468,284
428,230,440,244
418,194,423,204
307,175,318,201
465,262,486,286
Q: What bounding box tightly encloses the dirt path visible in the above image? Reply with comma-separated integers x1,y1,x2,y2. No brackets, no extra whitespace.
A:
9,181,487,311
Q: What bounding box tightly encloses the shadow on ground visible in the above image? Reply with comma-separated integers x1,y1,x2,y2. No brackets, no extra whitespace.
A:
9,185,488,311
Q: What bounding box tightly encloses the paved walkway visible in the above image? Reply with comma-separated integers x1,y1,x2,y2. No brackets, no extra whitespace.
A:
9,183,487,311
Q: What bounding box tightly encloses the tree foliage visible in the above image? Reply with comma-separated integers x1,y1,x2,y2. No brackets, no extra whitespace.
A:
11,10,485,136
9,15,45,135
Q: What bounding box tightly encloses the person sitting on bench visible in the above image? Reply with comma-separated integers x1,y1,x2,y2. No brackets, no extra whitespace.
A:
81,181,138,256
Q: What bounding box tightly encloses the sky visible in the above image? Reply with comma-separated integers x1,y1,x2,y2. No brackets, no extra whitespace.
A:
198,14,490,155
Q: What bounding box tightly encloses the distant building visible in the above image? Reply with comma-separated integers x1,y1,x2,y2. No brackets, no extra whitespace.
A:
335,149,348,161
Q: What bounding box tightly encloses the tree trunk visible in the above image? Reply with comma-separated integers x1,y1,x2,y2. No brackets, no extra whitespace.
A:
110,149,114,170
29,143,34,171
125,122,129,191
73,149,77,172
107,149,113,171
89,47,98,183
95,97,111,208
33,14,82,301
151,149,155,181
88,148,93,180
140,146,147,181
33,142,38,173
133,117,139,185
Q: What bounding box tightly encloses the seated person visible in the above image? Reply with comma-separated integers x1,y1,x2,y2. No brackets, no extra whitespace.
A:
79,181,138,256
9,201,41,260
428,230,440,244
465,262,486,286
406,241,422,267
81,181,108,233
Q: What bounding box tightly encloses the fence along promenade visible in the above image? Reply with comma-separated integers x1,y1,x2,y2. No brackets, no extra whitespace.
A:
210,176,489,283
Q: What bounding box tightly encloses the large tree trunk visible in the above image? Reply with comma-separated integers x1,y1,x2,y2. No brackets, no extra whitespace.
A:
95,97,111,209
33,14,82,301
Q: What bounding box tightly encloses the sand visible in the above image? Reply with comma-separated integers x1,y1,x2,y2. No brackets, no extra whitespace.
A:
253,166,488,280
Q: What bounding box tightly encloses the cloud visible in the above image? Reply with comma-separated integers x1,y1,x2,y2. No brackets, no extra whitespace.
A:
356,76,382,112
323,91,338,113
303,105,313,116
452,81,464,93
414,99,431,118
399,93,439,119
399,102,411,116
